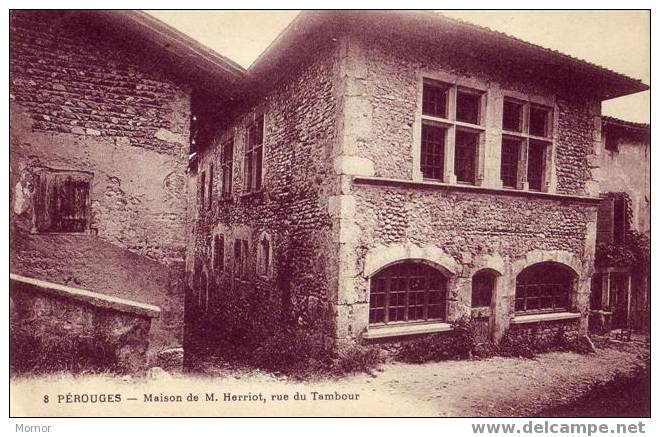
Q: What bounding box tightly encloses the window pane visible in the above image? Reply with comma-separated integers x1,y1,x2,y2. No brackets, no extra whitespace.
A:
454,130,478,184
369,262,448,324
529,106,550,137
501,137,521,188
222,139,233,197
422,82,449,118
503,100,523,132
254,145,263,190
421,123,446,180
515,262,572,313
527,140,547,191
456,90,481,125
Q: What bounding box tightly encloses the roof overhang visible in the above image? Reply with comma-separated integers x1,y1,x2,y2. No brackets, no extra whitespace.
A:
87,10,248,101
248,11,648,101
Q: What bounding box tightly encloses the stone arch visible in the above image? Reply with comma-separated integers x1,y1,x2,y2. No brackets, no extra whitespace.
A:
363,243,458,278
513,261,578,314
510,250,582,280
256,230,273,278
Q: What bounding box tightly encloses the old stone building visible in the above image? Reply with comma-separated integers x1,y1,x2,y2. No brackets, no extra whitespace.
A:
10,11,649,371
589,117,650,333
186,10,648,355
9,10,244,369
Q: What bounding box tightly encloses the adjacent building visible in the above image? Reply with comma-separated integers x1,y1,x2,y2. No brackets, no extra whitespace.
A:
9,10,244,366
589,117,650,333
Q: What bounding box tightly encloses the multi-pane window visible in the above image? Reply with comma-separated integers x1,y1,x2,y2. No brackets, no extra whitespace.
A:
420,124,446,180
221,137,234,198
422,82,449,118
233,239,248,279
500,137,521,188
34,170,92,233
471,271,496,308
420,79,484,184
244,116,264,193
527,140,547,191
502,99,524,132
214,235,224,272
454,130,479,184
500,98,553,191
515,262,572,313
369,262,448,325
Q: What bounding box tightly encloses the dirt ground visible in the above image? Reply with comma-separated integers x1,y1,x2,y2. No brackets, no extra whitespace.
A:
10,335,649,417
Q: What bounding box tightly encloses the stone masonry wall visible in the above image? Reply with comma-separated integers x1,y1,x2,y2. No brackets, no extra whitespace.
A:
187,40,341,349
10,11,190,355
335,32,600,342
10,275,159,374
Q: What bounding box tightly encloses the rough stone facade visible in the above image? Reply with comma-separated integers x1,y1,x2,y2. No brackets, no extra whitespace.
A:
331,32,602,344
187,24,612,353
187,41,341,349
10,11,190,359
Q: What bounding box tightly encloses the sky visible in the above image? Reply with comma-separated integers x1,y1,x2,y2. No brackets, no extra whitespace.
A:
147,10,650,123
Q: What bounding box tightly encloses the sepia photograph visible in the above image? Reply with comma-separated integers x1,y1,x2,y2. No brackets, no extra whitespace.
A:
8,7,651,424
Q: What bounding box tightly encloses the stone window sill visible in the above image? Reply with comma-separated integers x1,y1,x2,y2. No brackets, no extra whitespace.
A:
363,321,452,340
240,190,264,200
352,176,601,204
511,311,581,324
590,309,613,315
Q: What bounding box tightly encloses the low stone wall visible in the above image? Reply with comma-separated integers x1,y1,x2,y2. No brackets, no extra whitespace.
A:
10,274,160,375
507,316,581,344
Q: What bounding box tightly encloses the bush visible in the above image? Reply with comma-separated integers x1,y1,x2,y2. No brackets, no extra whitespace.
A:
396,316,476,363
10,328,119,375
498,326,584,358
330,343,382,376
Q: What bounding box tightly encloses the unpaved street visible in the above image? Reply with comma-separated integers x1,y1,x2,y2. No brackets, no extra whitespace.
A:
11,336,648,417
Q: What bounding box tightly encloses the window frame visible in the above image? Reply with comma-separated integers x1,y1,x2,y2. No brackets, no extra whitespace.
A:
244,114,265,194
256,233,273,279
233,238,249,280
416,76,487,186
207,163,214,210
32,168,93,235
500,96,555,192
220,136,234,200
368,261,449,326
514,262,573,315
213,234,225,272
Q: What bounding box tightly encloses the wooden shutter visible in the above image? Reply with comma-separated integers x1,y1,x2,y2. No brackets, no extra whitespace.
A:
34,171,90,233
596,197,614,245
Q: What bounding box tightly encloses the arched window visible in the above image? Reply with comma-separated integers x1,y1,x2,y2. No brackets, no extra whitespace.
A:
369,261,448,324
213,235,224,272
515,262,573,313
257,235,271,277
472,270,497,308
